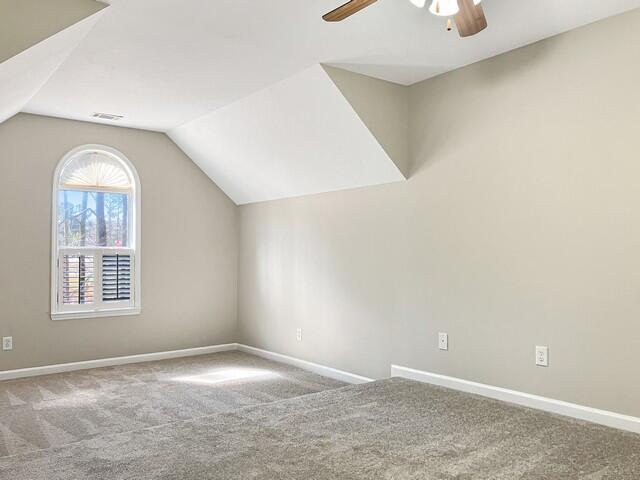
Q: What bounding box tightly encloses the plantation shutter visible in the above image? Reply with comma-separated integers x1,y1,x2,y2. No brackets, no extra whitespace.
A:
102,254,132,302
57,250,134,314
61,254,95,305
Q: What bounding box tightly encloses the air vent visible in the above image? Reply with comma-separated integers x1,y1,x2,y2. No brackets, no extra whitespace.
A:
92,112,124,121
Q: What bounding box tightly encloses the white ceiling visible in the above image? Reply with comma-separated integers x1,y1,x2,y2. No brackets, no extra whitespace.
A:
22,0,640,132
5,0,638,205
0,12,103,123
169,65,404,205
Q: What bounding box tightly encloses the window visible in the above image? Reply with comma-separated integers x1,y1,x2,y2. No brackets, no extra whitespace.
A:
51,145,141,320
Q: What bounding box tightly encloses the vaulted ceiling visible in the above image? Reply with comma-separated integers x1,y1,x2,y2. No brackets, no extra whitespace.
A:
3,0,640,203
0,0,105,123
169,65,408,204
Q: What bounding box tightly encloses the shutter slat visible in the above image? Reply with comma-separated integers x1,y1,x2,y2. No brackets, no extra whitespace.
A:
102,254,132,303
61,254,95,305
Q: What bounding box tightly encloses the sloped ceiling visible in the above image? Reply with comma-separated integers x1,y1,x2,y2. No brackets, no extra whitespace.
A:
20,0,640,131
323,66,410,178
4,1,640,205
0,0,106,64
0,0,106,124
0,13,105,124
169,65,406,205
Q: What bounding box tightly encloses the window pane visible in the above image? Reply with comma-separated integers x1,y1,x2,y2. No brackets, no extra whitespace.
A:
58,190,129,247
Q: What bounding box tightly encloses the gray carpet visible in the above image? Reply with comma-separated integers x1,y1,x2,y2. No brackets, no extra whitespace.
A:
0,351,344,457
1,354,640,479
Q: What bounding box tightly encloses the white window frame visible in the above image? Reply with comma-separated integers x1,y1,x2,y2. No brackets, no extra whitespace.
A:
51,145,142,321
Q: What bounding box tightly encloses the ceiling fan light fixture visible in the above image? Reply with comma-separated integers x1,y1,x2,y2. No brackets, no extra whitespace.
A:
429,0,459,17
408,0,427,7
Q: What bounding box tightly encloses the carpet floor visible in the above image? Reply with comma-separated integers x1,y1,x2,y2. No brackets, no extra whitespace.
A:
0,351,344,457
1,353,639,479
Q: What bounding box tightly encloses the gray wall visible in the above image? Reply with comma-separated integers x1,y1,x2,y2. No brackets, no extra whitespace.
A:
0,113,238,370
239,10,640,417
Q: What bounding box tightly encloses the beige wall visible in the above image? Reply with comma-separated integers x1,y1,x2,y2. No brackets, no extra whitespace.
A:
239,9,640,417
0,113,238,370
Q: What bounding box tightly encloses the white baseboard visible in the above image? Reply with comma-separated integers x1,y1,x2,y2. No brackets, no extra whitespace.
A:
0,344,238,381
0,343,372,386
237,344,372,384
391,364,640,435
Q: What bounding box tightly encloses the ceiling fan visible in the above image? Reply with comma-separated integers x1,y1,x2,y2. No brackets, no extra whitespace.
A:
323,0,488,38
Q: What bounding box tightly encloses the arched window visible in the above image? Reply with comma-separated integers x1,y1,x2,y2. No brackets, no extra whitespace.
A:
51,145,141,320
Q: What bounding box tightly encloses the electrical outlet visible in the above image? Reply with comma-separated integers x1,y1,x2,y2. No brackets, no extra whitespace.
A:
2,337,12,351
296,328,302,342
536,346,549,367
438,332,448,351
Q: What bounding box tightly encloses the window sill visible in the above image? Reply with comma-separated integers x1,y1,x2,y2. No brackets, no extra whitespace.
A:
51,307,141,321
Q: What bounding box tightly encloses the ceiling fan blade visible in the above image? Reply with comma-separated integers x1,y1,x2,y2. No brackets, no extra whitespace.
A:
323,0,378,22
454,0,488,37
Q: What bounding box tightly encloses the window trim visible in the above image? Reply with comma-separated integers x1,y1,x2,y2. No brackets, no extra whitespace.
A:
50,145,142,321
